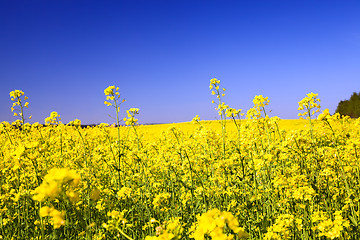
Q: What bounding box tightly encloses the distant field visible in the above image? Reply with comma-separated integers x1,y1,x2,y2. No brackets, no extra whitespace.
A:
136,119,313,139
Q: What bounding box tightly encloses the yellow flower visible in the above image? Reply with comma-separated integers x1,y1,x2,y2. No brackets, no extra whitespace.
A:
298,92,321,118
190,209,248,240
124,108,140,126
191,115,200,123
39,206,65,229
104,85,115,95
264,214,296,240
117,187,132,199
39,206,51,217
68,119,81,127
312,211,349,239
45,111,62,125
32,168,81,201
318,108,330,121
50,209,66,229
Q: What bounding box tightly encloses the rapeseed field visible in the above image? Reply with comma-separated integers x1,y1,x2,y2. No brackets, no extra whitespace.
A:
1,79,359,239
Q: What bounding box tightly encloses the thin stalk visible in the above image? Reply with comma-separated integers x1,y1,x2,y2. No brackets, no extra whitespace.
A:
116,227,134,240
113,100,122,188
307,107,314,142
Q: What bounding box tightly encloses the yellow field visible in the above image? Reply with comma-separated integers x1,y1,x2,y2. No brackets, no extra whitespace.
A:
1,83,360,239
137,119,312,139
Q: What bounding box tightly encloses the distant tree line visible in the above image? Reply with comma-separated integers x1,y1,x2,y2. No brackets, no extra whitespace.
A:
336,92,360,118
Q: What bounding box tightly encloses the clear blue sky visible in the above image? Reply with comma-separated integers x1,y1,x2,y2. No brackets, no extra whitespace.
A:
1,0,359,124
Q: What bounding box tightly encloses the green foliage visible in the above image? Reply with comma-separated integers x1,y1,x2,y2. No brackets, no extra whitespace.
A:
336,92,360,118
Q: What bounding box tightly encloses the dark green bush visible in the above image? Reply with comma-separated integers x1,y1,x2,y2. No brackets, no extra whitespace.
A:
336,92,360,118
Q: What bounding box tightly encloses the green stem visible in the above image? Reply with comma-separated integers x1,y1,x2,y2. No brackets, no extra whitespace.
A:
116,227,134,240
113,97,122,188
307,108,314,142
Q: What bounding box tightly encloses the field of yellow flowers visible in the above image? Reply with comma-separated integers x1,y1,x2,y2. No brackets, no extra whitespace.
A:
1,79,360,239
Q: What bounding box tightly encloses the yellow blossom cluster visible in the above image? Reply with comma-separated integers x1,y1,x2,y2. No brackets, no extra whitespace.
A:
145,217,183,240
117,186,132,199
318,108,330,121
104,85,125,107
102,209,129,230
190,209,249,240
68,118,82,127
44,111,62,125
264,214,302,240
298,92,321,117
312,211,350,239
124,108,139,126
225,108,243,118
32,168,80,201
191,115,201,124
39,206,66,229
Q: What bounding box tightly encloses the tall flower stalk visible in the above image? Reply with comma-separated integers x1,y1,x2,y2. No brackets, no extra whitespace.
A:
124,108,140,151
210,78,228,159
104,86,126,187
10,89,32,126
298,92,321,142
